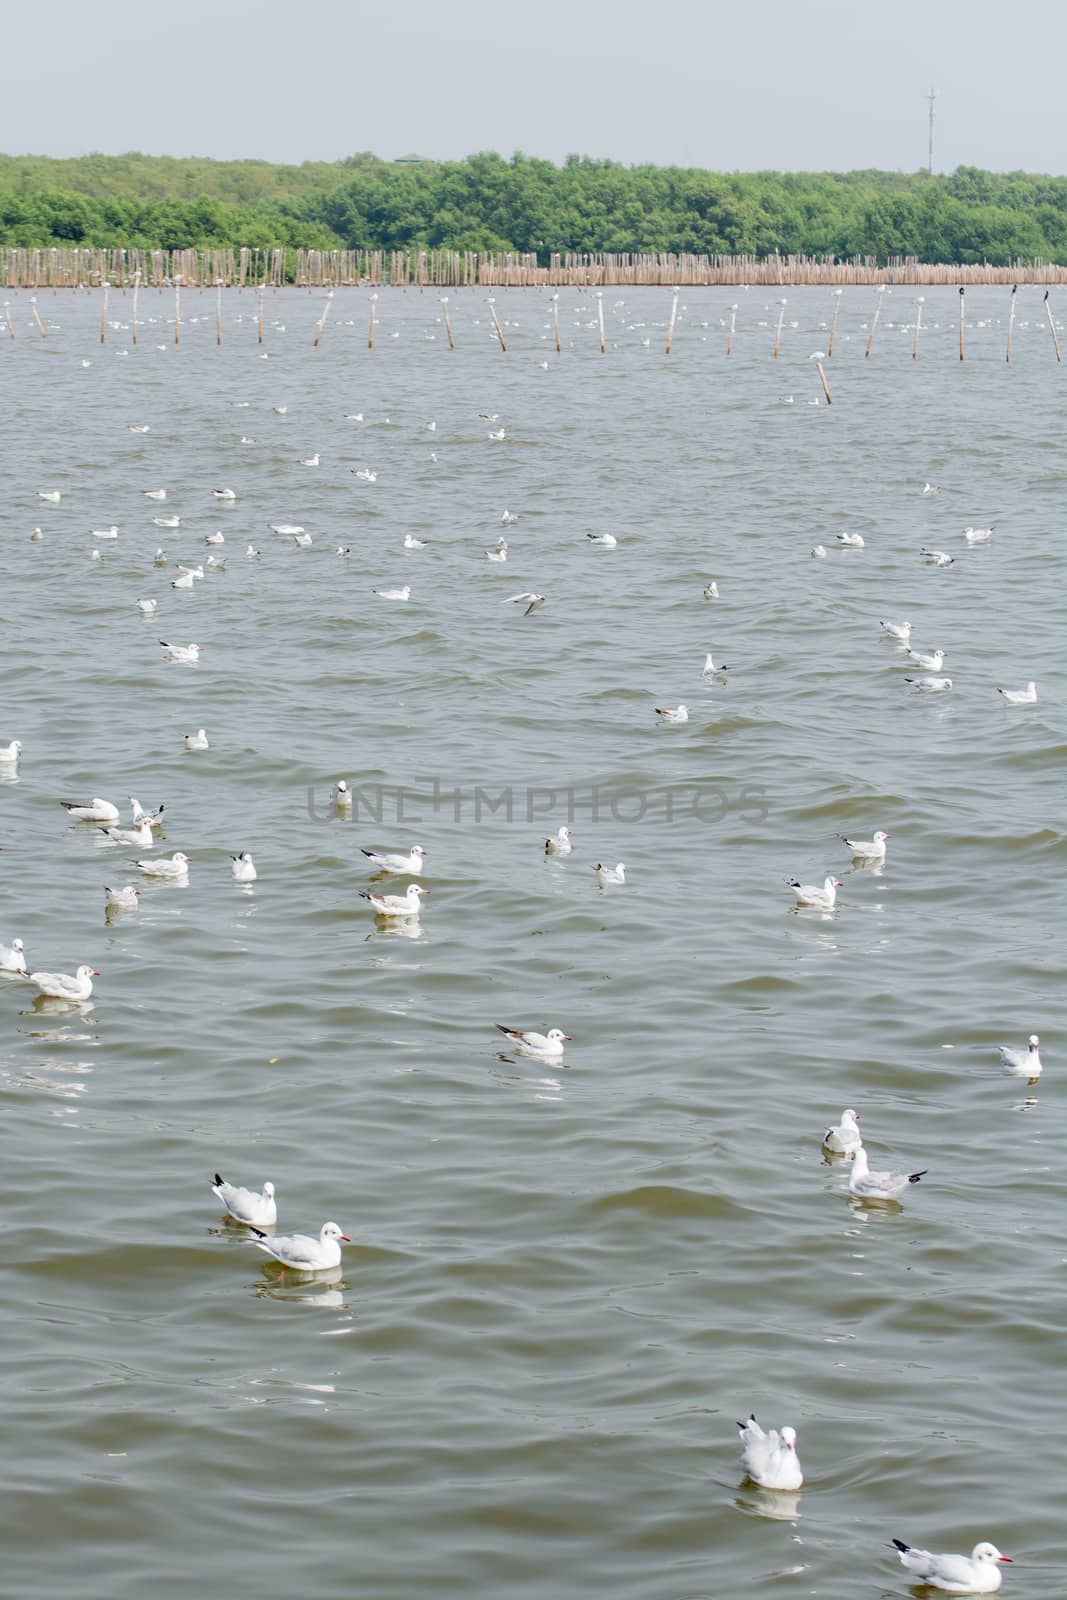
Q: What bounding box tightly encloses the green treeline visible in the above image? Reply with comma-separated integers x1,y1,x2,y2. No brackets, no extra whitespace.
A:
1,151,1066,263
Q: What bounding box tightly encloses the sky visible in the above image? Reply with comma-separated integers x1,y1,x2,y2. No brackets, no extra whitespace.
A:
2,0,1066,174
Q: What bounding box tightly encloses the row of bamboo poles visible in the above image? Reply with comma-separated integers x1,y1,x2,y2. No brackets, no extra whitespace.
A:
4,245,1067,290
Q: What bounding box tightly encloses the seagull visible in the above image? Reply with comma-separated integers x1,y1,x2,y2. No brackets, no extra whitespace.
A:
921,482,941,495
545,827,572,856
100,818,155,848
736,1416,803,1491
790,876,842,910
595,862,626,886
890,1540,1011,1593
501,510,519,526
91,525,120,539
129,423,151,434
361,884,428,916
837,530,865,547
144,489,167,501
921,548,955,566
239,436,256,445
495,1025,570,1059
104,886,140,909
908,646,947,671
502,592,544,615
655,705,689,723
299,453,320,466
212,1173,277,1226
999,1034,1041,1080
245,545,261,558
847,1146,927,1200
213,488,237,501
30,528,43,542
963,525,994,543
154,549,168,565
361,845,427,875
160,641,200,663
128,798,165,829
403,534,428,549
0,937,27,973
587,533,618,547
997,682,1037,704
373,586,410,601
0,739,22,763
810,545,827,558
353,468,377,482
703,580,720,597
488,428,507,441
486,542,508,561
273,406,288,416
823,1108,862,1152
248,1220,349,1271
26,965,99,1001
270,523,304,535
38,490,62,503
206,555,225,570
153,515,181,529
231,851,257,882
62,798,120,822
132,852,190,879
136,599,158,616
840,830,890,861
703,654,730,676
906,675,953,691
293,533,313,549
171,571,195,589
880,619,912,643
205,531,225,546
333,780,353,809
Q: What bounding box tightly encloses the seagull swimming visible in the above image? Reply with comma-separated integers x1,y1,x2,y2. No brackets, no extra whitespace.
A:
999,1034,1041,1080
154,549,168,565
502,592,544,615
38,490,62,503
132,852,190,879
880,619,912,643
299,453,320,467
403,534,428,549
921,482,941,495
890,1539,1011,1593
361,845,427,875
332,780,353,809
373,586,411,601
128,797,165,829
171,571,195,589
270,524,304,536
26,965,99,1002
213,488,237,501
144,489,167,501
91,526,120,539
231,851,257,882
703,580,720,597
100,818,155,848
545,827,572,856
963,525,994,543
153,516,181,529
485,542,508,561
205,531,224,546
0,740,23,763
847,1145,927,1200
361,884,428,916
501,510,519,526
293,533,313,549
62,798,120,822
921,548,955,566
823,1108,862,1153
248,1220,349,1271
997,682,1037,705
840,830,890,861
908,646,947,671
906,675,953,691
212,1174,277,1226
0,937,27,974
655,705,689,723
790,875,842,910
810,545,827,558
495,1025,570,1059
136,599,158,616
104,886,140,909
184,729,209,751
160,641,200,663
736,1416,803,1491
587,533,617,547
594,862,626,885
837,530,864,547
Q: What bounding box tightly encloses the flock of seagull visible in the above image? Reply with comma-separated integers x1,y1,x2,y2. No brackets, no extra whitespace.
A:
0,330,1051,1595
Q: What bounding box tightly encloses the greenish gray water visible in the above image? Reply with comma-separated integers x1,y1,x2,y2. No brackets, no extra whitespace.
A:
0,285,1063,1600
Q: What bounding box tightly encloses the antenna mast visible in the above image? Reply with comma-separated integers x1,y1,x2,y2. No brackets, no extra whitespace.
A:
928,86,936,174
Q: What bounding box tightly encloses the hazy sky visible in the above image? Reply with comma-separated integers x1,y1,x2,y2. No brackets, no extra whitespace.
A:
3,0,1065,173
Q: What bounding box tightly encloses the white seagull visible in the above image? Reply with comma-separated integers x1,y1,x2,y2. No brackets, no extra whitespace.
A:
212,1173,277,1226
880,619,912,643
906,675,953,691
921,548,955,566
545,827,572,856
594,862,626,886
361,845,427,874
502,592,544,615
495,1025,571,1059
154,549,168,565
144,488,167,500
999,1034,1041,1080
332,780,353,809
100,818,155,848
736,1416,803,1491
361,884,428,916
105,886,140,909
486,541,508,561
790,875,842,910
587,533,618,547
270,524,304,535
184,729,209,751
91,525,120,539
153,516,181,528
128,797,165,829
171,571,195,589
890,1539,1011,1594
136,599,158,616
213,487,237,501
403,534,428,549
26,965,99,1002
373,586,410,601
38,490,62,503
246,545,261,558
0,740,23,763
908,646,947,671
997,682,1037,705
248,1220,350,1271
847,1145,927,1200
62,797,120,822
703,654,730,676
703,580,720,597
840,830,890,861
231,851,257,882
160,641,200,663
823,1108,862,1153
133,852,190,879
810,545,827,558
0,937,27,973
501,509,519,526
837,530,864,547
293,533,313,549
299,453,320,466
205,531,224,546
963,525,994,543
655,705,689,724
921,482,941,495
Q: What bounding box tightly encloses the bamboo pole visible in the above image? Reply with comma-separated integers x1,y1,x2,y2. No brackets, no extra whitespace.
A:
174,277,181,345
1005,284,1017,363
827,288,843,356
911,296,924,359
99,281,109,344
257,281,264,344
3,301,13,339
313,288,333,347
958,286,965,360
441,296,454,349
810,350,832,404
132,269,140,345
216,279,223,345
665,286,679,355
488,296,506,351
864,285,887,357
726,303,737,356
1044,290,1061,361
30,296,46,338
368,291,377,348
596,288,605,353
552,292,561,354
772,297,786,358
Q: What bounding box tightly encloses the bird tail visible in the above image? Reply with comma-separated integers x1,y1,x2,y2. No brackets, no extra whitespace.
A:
213,1173,225,1188
907,1171,928,1184
891,1540,911,1555
248,1226,267,1239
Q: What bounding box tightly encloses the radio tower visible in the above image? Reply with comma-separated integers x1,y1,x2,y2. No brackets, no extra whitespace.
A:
928,86,936,174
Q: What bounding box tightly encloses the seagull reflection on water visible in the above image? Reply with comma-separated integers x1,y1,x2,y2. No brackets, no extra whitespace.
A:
733,1485,802,1522
253,1265,347,1304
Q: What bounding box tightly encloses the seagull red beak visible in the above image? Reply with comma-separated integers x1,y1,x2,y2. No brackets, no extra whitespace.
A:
340,1234,351,1242
998,1557,1012,1564
92,970,101,976
562,1034,573,1040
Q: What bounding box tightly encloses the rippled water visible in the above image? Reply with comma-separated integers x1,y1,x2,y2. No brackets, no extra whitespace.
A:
1,286,1063,1600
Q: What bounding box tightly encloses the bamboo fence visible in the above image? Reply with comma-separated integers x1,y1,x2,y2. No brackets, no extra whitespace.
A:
3,245,1067,289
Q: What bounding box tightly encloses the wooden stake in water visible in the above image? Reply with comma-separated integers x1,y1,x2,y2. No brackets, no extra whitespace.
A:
488,297,507,352
864,285,887,358
810,350,832,405
30,296,46,338
216,280,223,346
911,297,925,359
828,288,843,357
958,286,965,360
174,277,181,346
726,303,737,357
1005,284,1017,363
1045,290,1062,362
100,281,109,344
368,292,378,349
257,281,264,345
3,301,14,340
132,270,140,345
552,292,561,354
313,289,333,348
665,286,680,355
441,296,454,350
772,297,786,359
596,289,605,354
